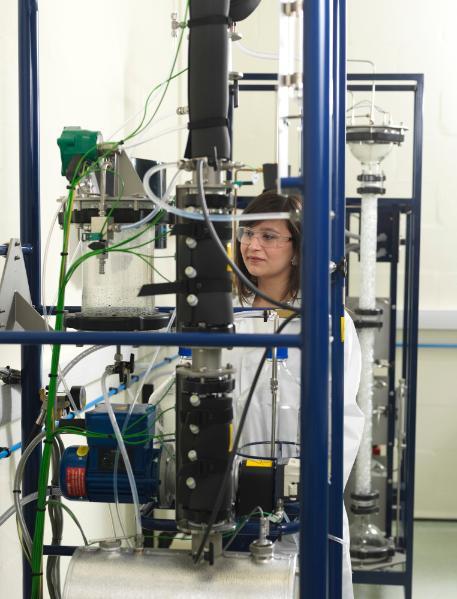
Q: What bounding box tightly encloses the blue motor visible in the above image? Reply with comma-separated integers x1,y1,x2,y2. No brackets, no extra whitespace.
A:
60,404,162,503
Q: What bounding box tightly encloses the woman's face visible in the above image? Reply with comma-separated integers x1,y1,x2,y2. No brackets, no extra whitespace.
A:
240,219,295,281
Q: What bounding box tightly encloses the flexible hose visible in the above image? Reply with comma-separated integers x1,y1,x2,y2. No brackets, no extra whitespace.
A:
143,164,291,223
112,310,177,534
119,162,178,231
101,371,143,548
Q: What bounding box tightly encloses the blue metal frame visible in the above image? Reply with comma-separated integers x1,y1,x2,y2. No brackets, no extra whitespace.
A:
18,2,41,597
346,73,423,599
9,3,338,599
329,2,346,597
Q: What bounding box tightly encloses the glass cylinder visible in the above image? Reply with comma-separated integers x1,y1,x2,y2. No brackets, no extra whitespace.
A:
81,228,155,317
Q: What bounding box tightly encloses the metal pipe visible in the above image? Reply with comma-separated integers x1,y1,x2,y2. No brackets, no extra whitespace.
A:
300,1,331,598
0,331,300,347
18,2,41,597
403,74,424,599
329,1,346,596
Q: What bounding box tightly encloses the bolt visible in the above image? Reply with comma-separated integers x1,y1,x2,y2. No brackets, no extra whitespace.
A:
189,424,200,435
187,294,198,307
186,477,196,489
188,450,198,461
190,394,200,406
184,266,197,279
185,237,197,249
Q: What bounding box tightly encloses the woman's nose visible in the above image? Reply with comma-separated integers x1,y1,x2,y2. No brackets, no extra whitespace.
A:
249,234,262,249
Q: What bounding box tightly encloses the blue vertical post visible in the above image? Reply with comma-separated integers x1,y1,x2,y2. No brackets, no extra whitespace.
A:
18,1,42,598
300,1,332,598
403,76,423,599
329,1,346,598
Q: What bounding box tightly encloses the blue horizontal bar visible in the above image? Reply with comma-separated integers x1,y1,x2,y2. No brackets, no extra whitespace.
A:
348,85,417,92
43,545,77,557
243,72,277,81
347,197,414,209
353,570,407,586
347,73,423,82
281,176,304,189
0,331,300,348
0,243,33,256
397,343,457,349
239,84,276,92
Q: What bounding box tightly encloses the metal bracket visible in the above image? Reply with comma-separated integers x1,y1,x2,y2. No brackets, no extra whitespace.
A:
0,239,49,331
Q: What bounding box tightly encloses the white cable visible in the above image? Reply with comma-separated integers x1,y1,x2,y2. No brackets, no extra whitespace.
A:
0,489,60,528
143,166,291,222
123,125,187,152
235,41,278,61
101,371,143,548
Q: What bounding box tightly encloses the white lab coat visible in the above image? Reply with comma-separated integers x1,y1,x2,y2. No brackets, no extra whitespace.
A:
226,302,364,599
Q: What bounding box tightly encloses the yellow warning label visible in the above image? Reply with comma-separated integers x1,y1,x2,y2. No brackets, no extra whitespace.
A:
228,423,234,452
246,459,273,468
76,446,89,458
226,242,233,272
341,316,345,343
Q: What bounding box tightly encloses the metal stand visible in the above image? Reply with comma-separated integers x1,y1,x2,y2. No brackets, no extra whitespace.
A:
346,73,423,599
11,2,345,599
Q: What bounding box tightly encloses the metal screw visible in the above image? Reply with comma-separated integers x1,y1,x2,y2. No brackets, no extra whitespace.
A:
190,394,200,406
187,294,198,307
189,424,200,435
186,477,197,489
185,266,197,279
185,237,197,249
188,450,198,461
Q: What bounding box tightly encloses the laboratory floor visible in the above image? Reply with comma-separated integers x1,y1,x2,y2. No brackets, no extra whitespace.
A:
354,521,457,599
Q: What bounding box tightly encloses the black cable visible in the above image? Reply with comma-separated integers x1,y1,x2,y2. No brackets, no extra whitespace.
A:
195,159,300,314
193,311,298,564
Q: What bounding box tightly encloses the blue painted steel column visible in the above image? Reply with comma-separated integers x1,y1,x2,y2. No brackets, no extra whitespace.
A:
403,76,423,599
300,1,332,598
329,1,346,598
18,2,42,598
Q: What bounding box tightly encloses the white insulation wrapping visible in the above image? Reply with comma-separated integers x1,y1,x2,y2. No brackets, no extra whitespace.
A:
354,194,378,494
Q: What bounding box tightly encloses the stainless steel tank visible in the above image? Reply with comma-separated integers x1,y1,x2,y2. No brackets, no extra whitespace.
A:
63,544,297,599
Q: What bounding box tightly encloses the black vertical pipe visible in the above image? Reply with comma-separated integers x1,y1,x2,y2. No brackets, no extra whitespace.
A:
329,1,345,597
18,2,42,598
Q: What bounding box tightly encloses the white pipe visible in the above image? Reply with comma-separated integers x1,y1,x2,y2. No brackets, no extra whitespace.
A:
101,371,143,548
143,166,291,223
354,193,378,495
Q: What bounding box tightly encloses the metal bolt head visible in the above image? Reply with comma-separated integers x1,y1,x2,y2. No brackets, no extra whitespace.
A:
189,424,200,435
190,394,200,407
186,477,197,489
185,237,197,249
187,294,198,307
188,450,198,461
184,266,197,279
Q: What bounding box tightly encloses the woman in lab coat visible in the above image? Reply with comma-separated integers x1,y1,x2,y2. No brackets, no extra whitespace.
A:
231,190,364,599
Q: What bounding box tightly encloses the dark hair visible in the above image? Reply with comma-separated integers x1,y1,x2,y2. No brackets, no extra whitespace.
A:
234,191,302,305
